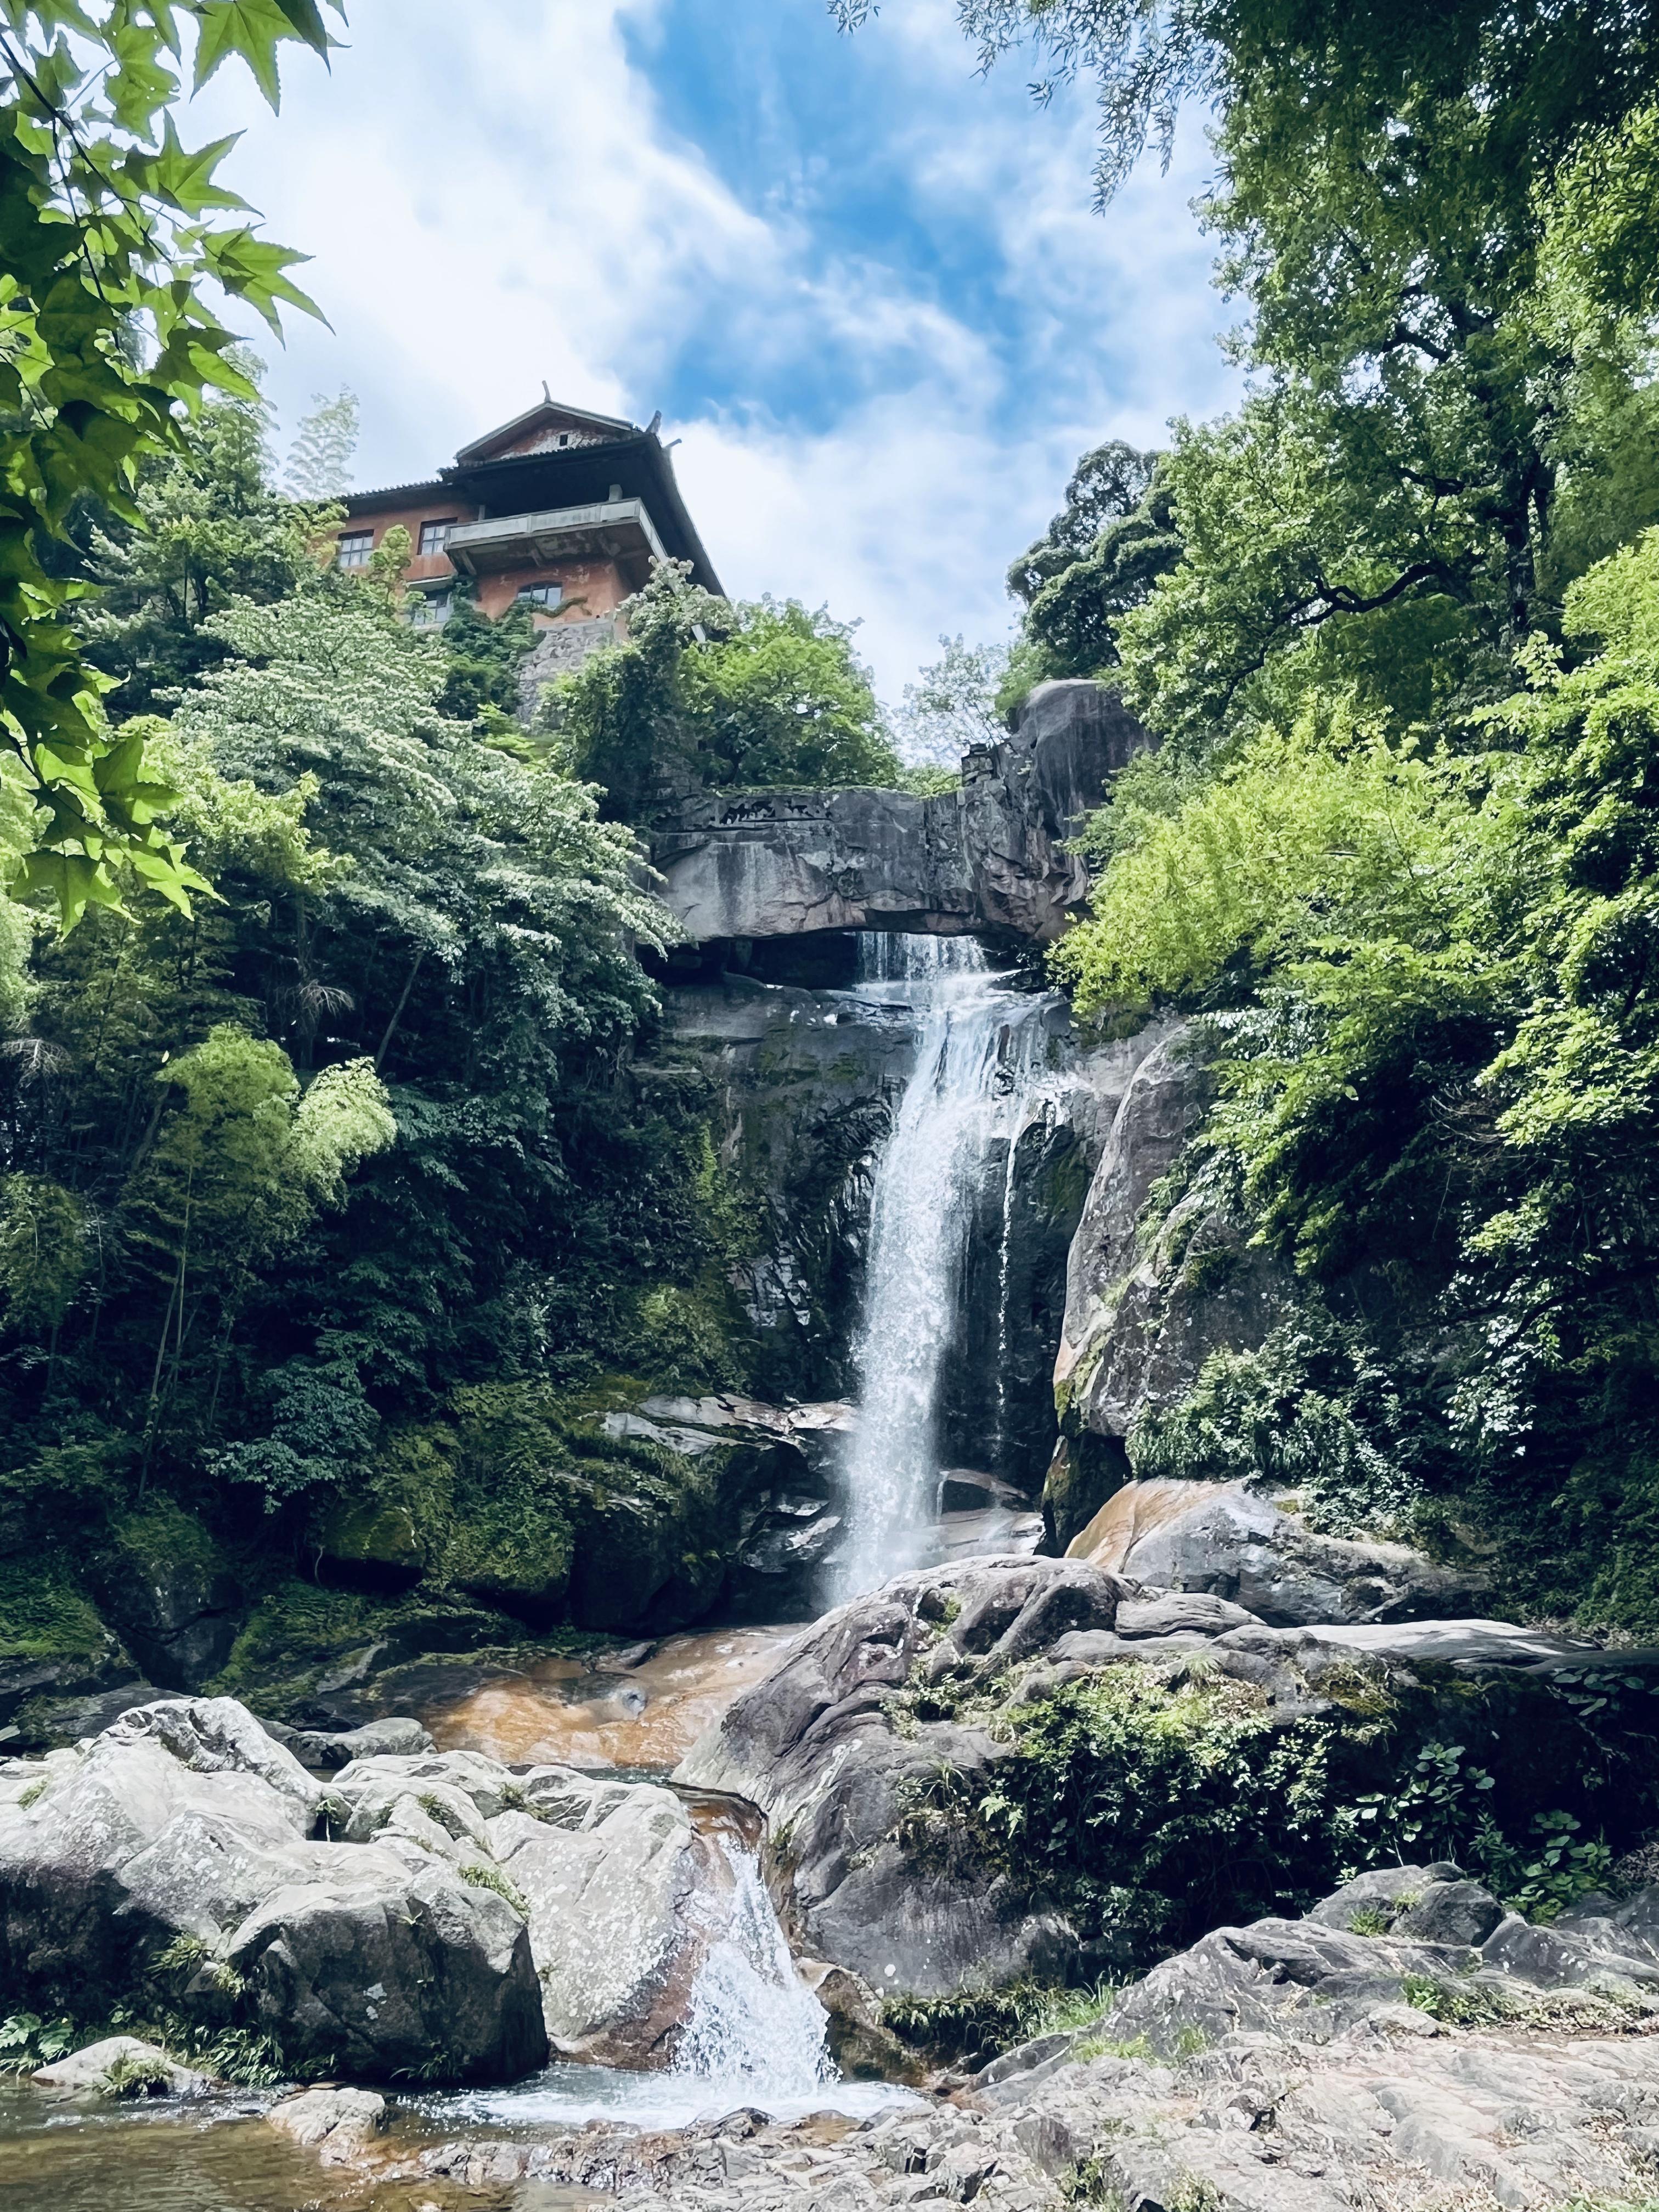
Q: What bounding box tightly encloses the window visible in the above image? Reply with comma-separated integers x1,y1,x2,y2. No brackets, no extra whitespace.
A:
517,583,563,610
419,518,455,556
557,432,571,448
337,529,373,569
410,590,452,629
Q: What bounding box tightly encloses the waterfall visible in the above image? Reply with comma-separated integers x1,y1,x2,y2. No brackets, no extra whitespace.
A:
833,934,1049,1600
460,1841,912,2128
670,1840,832,2100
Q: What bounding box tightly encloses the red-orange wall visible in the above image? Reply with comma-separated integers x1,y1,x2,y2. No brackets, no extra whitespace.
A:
331,508,630,631
472,557,631,623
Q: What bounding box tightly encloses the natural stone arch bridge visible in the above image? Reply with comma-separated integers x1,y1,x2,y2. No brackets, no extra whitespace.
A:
651,681,1151,949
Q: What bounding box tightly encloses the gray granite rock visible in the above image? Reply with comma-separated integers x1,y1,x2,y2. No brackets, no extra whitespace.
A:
321,1747,741,2068
1306,1862,1465,1932
265,2085,387,2164
652,680,1152,948
1053,1030,1295,1452
676,1559,1126,2001
270,1714,435,1769
1114,1591,1261,1638
0,1696,546,2084
1070,1480,1489,1626
32,2034,209,2097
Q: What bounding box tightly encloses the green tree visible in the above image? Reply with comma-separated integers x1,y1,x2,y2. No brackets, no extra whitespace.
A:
854,2,1659,749
548,563,898,817
82,373,317,719
1054,532,1659,1623
282,386,359,501
124,1024,393,1436
1005,442,1180,687
893,635,1007,769
0,1,338,924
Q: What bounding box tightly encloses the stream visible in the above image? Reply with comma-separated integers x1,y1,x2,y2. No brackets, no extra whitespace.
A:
2,934,1065,2204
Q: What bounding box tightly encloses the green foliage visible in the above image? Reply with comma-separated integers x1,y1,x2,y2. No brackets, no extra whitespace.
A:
0,1173,89,1333
459,1861,528,1917
1052,535,1659,1626
83,376,319,720
0,0,338,922
0,2011,75,2072
893,634,1008,767
282,387,359,503
100,2049,175,2098
546,562,898,816
1050,696,1488,1023
934,1669,1645,1968
965,1668,1367,1957
1006,443,1180,683
1128,1314,1423,1538
433,585,538,723
0,1554,106,1661
1473,1808,1616,1924
882,1975,1117,2066
900,3,1659,754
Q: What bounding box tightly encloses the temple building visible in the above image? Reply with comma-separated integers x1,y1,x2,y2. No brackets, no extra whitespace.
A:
334,393,724,676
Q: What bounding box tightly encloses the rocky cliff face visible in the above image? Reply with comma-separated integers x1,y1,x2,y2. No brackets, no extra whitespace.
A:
1045,1025,1299,1543
652,681,1153,949
676,1554,1659,2012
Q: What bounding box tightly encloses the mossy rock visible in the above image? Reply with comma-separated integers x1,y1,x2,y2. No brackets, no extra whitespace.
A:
315,1498,425,1584
1041,1431,1131,1554
0,1555,115,1666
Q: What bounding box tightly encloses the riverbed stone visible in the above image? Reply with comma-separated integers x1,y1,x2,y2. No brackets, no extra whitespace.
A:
270,1714,436,1769
32,2035,209,2096
388,1918,1659,2212
327,1747,739,2067
676,1558,1135,2001
266,2084,388,2163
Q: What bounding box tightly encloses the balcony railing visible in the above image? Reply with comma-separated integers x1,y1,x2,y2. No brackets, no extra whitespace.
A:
443,496,668,582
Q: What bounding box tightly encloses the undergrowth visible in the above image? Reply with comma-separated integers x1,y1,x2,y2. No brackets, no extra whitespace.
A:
896,1666,1651,1969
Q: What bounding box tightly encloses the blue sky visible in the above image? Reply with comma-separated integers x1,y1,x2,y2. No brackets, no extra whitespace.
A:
190,0,1240,699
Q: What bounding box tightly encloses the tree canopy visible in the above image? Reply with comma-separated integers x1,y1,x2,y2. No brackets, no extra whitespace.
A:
546,563,899,817
0,2,341,924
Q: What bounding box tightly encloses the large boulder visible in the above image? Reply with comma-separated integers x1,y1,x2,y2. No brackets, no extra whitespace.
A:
33,2034,210,2097
682,1559,1659,2018
676,1556,1128,2002
326,1749,735,2067
0,1696,546,2084
1068,1478,1488,1625
90,1509,242,1691
403,1881,1659,2212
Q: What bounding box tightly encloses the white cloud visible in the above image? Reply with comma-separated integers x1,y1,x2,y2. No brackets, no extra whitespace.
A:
188,0,1239,698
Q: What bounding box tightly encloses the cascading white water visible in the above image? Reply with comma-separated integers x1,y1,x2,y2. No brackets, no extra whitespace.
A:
669,1839,831,2100
833,934,1050,1600
458,1840,910,2129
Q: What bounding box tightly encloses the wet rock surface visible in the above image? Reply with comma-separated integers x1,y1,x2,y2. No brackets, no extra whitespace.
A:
679,1555,1659,2010
678,1556,1128,2000
265,2084,388,2164
1053,1025,1294,1456
32,2034,211,2096
388,1882,1659,2208
326,1747,736,2067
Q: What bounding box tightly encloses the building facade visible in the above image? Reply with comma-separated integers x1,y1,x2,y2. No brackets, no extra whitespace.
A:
335,396,723,677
